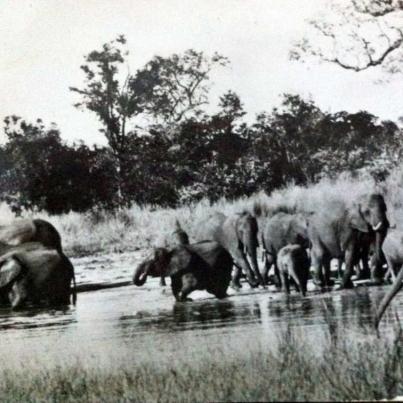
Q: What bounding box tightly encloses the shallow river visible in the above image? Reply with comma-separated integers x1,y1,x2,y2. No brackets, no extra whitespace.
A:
0,251,401,369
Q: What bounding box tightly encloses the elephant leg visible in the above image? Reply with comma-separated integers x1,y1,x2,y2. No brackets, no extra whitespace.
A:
231,262,243,289
340,246,355,289
337,258,343,280
261,253,274,285
178,273,198,301
273,262,282,290
323,257,334,287
289,266,305,296
311,248,324,287
280,270,290,295
160,276,166,287
171,276,182,301
9,281,28,309
357,245,371,280
233,251,259,288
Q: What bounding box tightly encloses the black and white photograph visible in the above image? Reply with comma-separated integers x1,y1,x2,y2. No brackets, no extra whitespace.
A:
1,0,403,401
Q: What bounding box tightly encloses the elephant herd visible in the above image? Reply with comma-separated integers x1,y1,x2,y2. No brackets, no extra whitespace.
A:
0,192,402,329
133,193,403,328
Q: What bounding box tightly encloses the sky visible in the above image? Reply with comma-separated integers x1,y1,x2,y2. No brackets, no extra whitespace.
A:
1,0,403,146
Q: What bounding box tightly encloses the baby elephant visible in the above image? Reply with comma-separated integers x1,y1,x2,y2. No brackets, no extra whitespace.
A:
133,241,233,301
277,244,310,296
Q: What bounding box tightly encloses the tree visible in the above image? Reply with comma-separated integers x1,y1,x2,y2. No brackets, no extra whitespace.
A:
290,0,403,74
70,35,141,205
132,50,229,127
2,116,117,213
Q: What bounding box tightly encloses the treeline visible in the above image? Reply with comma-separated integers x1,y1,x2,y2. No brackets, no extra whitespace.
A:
1,93,402,214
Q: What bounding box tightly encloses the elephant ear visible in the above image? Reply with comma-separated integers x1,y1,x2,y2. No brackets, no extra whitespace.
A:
349,205,369,233
165,246,193,277
149,248,172,277
0,257,24,288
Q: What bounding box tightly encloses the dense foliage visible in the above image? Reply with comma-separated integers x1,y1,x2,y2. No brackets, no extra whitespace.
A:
1,93,401,214
1,35,402,214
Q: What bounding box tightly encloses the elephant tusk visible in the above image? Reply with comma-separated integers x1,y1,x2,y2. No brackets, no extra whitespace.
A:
372,222,382,231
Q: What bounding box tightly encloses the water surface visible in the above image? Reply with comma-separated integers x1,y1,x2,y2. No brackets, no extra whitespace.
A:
0,251,401,368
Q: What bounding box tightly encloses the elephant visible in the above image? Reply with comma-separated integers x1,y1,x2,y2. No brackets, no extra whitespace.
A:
375,230,403,328
194,211,264,289
308,193,389,290
159,220,190,287
0,242,76,308
133,241,233,301
261,212,310,286
277,244,310,296
0,218,63,252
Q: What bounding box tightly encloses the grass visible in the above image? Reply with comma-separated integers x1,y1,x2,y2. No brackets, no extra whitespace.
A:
1,167,403,257
0,324,401,402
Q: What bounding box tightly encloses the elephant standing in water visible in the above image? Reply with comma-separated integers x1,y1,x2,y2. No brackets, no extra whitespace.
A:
261,212,309,286
159,220,190,287
0,242,76,308
195,212,264,289
277,244,310,296
308,194,389,289
0,218,63,252
375,230,403,328
133,241,233,301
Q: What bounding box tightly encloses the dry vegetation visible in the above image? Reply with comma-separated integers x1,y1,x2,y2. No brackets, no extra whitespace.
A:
2,168,403,257
0,324,401,402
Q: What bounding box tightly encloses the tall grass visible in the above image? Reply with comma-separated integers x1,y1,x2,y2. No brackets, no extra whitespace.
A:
0,324,401,402
2,167,403,257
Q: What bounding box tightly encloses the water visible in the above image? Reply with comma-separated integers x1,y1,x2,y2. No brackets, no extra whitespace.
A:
0,251,401,368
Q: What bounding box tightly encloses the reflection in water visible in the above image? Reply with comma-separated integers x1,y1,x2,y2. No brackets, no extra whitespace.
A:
0,306,76,332
0,252,401,367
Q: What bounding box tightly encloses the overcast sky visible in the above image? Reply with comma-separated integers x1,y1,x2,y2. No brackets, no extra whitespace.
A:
1,0,403,146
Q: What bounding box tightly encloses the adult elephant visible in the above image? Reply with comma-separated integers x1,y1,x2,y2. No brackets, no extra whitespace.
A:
261,212,309,286
0,242,76,308
375,230,403,328
194,211,264,288
133,241,233,301
308,194,389,289
0,218,63,252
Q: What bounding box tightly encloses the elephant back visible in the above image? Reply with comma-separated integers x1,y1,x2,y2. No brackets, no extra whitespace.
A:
263,213,309,255
0,219,36,246
194,212,227,243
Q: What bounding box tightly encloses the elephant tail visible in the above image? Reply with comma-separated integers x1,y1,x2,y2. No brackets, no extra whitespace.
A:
71,269,77,305
62,254,77,305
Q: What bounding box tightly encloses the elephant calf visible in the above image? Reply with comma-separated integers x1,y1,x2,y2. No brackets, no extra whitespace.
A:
133,241,233,301
277,244,310,296
261,212,309,286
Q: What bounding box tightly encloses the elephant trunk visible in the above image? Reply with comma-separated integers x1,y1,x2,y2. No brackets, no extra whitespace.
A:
133,261,150,286
374,230,384,263
375,268,403,329
245,239,265,286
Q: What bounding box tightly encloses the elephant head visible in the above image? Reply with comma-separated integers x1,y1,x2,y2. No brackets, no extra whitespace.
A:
375,267,403,329
173,220,189,245
133,248,172,286
235,212,263,285
360,194,389,262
